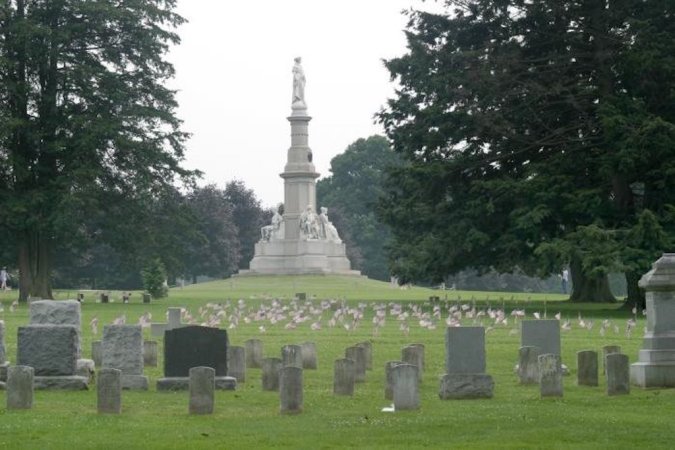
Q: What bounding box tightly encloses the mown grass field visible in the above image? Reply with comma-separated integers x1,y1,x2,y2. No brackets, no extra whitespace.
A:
0,275,672,449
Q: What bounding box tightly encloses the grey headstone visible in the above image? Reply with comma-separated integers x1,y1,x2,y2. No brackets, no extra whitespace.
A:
97,368,122,414
281,344,303,368
606,353,630,396
142,293,151,304
522,320,561,356
228,346,246,382
392,363,419,410
151,307,185,337
385,361,404,400
602,345,621,375
439,374,494,399
409,343,425,370
29,300,82,357
7,365,34,410
539,353,563,397
301,342,317,370
92,341,102,366
577,350,598,386
262,357,282,391
0,320,6,364
102,325,144,376
356,341,373,370
518,346,541,384
245,339,263,368
345,346,366,383
18,325,78,376
189,366,215,415
402,345,423,383
280,366,303,414
333,358,355,396
445,327,485,374
143,341,158,367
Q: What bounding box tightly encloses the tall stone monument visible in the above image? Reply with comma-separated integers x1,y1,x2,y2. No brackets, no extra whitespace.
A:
631,253,675,387
240,58,359,276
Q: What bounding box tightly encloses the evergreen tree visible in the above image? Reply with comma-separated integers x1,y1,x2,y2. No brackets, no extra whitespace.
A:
378,1,674,302
0,1,195,301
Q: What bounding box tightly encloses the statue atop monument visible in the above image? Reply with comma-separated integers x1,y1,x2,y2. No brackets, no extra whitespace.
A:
292,57,306,108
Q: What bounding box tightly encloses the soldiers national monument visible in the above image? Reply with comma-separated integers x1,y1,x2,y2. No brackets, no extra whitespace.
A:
239,58,360,276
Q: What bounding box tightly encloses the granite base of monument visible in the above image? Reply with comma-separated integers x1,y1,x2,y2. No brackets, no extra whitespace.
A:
439,373,494,399
157,376,236,391
34,375,89,390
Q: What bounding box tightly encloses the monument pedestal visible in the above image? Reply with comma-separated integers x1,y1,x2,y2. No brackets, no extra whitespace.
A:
631,254,675,388
241,239,360,276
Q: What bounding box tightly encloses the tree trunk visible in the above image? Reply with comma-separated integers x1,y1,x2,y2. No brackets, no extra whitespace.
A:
623,270,645,309
17,230,53,302
568,256,616,303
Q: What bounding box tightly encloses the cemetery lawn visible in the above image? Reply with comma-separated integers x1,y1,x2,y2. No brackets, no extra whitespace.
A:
1,275,673,449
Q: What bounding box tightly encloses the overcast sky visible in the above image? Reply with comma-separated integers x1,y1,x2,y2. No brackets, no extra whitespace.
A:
168,0,440,208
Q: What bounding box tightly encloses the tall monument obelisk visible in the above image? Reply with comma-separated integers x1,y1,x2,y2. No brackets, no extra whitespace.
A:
240,58,360,276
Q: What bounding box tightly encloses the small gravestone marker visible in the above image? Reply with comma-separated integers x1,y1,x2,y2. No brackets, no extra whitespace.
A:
228,346,246,383
262,357,282,391
602,345,621,375
345,346,366,382
92,341,102,367
7,365,34,410
245,339,263,368
281,345,303,368
392,363,419,410
77,293,84,302
402,345,424,383
385,360,404,400
0,321,8,382
301,342,317,370
295,293,307,301
606,353,630,396
97,368,122,414
333,358,355,396
142,293,151,304
143,341,158,367
356,341,373,371
280,366,303,414
189,366,215,415
577,350,598,386
100,293,109,304
518,346,541,384
539,354,563,397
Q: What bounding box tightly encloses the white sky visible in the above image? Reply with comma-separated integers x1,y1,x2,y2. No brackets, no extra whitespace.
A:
168,0,439,208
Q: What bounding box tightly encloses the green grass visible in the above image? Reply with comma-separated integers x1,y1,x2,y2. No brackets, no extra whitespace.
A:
0,275,670,449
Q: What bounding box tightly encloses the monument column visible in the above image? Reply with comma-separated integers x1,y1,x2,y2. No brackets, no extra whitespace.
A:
281,106,318,240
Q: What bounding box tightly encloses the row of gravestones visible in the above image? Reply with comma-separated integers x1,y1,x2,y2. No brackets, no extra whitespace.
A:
76,292,151,304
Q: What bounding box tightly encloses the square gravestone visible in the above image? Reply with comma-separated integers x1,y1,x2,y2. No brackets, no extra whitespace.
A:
102,325,148,390
158,326,235,391
440,326,493,399
521,320,561,356
445,327,485,373
18,325,88,389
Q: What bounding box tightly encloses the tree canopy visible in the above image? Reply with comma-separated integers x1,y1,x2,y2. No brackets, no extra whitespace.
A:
377,0,675,302
0,0,195,300
317,135,401,281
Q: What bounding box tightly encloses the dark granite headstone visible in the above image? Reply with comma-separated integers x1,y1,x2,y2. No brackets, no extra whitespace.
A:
164,326,228,377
